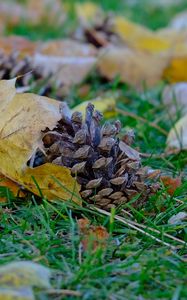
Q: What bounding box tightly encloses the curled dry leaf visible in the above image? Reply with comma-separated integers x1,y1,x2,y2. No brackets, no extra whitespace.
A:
168,211,187,224
0,79,80,202
98,46,169,89
167,114,187,150
162,83,187,116
160,175,182,196
78,218,109,251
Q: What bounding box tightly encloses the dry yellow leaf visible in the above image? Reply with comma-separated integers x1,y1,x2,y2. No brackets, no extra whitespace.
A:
113,16,172,53
0,173,25,202
98,46,169,89
163,57,187,82
73,96,116,118
0,79,80,202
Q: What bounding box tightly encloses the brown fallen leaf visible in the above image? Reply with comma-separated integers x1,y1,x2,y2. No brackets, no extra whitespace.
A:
98,46,169,89
161,176,182,196
0,36,37,56
0,79,80,202
78,218,109,252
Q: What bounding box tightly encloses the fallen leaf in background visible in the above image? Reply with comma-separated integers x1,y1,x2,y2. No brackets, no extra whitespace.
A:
0,261,51,300
75,1,104,27
78,218,109,251
0,1,26,28
162,82,187,115
167,114,187,150
27,0,65,26
0,0,65,27
33,39,97,88
0,20,4,35
163,56,187,83
168,211,187,224
98,46,169,89
160,175,182,196
113,16,172,53
0,79,80,202
73,96,116,118
0,36,37,56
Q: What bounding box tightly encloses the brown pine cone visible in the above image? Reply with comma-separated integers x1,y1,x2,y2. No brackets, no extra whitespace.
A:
35,103,160,210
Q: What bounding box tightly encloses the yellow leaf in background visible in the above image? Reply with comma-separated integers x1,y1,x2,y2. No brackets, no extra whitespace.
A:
167,115,187,150
75,2,103,26
163,57,187,82
73,96,116,118
98,46,169,89
113,16,172,53
0,79,80,202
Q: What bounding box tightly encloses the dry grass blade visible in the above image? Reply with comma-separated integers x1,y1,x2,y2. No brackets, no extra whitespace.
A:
95,207,180,250
46,289,81,297
121,209,186,245
116,108,168,136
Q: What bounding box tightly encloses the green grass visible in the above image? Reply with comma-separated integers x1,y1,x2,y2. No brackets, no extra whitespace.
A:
1,0,187,299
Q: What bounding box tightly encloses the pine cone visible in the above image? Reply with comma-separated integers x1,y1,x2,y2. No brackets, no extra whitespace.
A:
36,103,160,210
